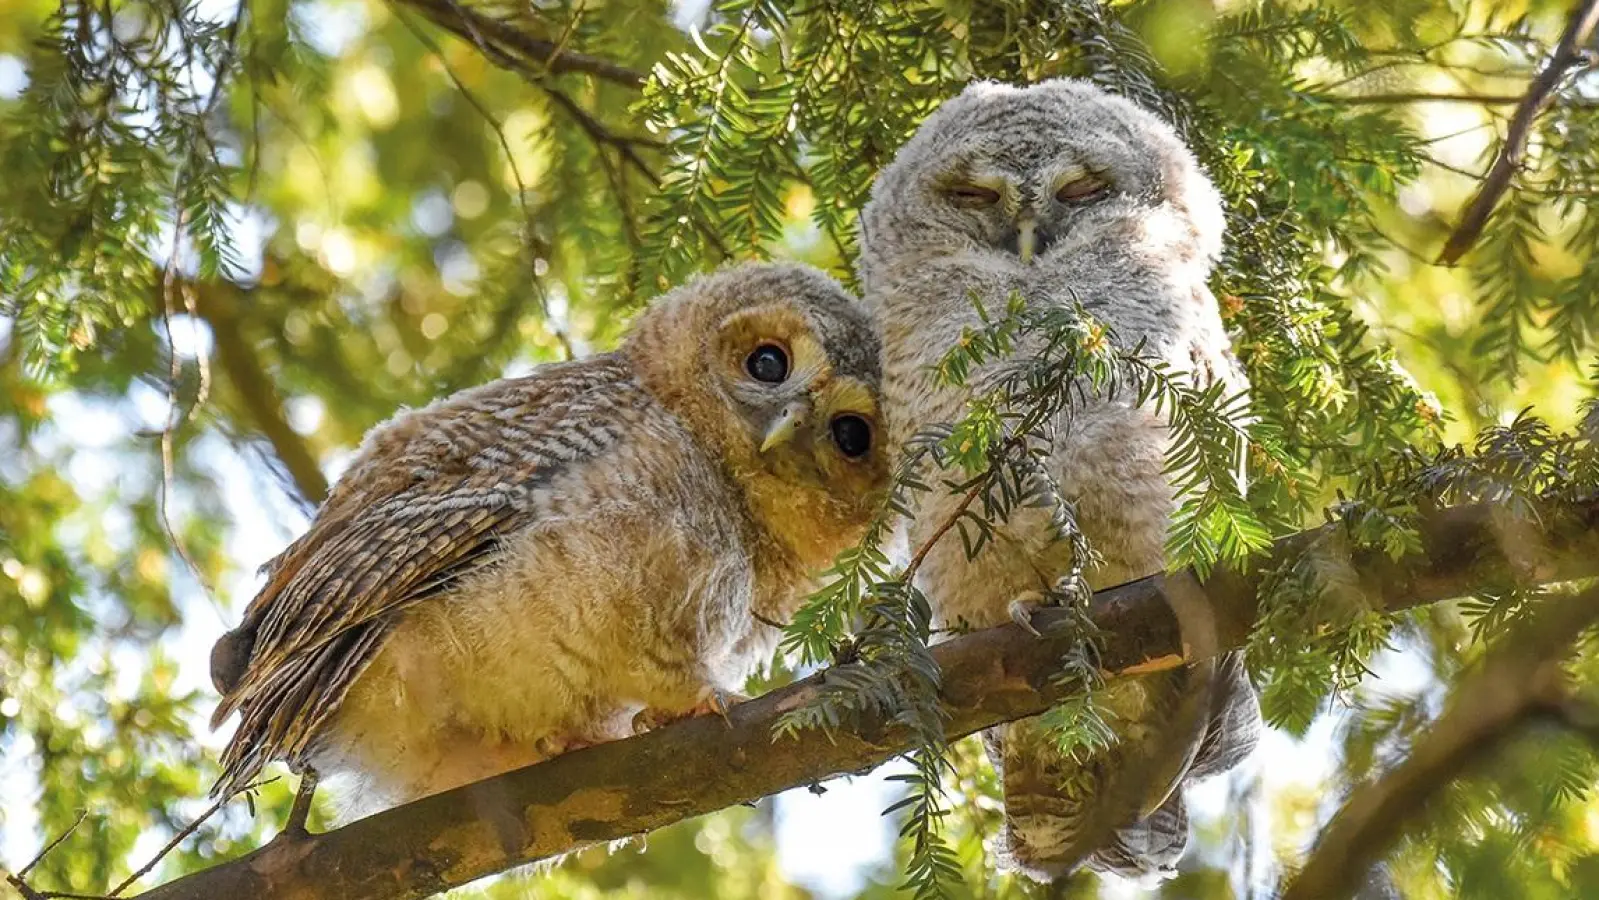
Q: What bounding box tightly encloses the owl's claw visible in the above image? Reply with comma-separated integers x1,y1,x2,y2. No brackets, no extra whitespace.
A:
1008,591,1044,637
534,733,595,758
697,688,745,725
633,689,747,734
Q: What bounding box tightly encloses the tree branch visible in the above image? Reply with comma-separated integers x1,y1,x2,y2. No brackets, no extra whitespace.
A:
1316,91,1528,105
390,0,647,89
191,287,330,506
1436,0,1599,265
133,496,1599,900
1281,588,1599,900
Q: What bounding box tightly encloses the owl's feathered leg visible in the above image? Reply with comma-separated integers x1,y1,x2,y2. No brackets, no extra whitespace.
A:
996,652,1260,882
1074,654,1260,885
1082,790,1188,882
990,665,1214,881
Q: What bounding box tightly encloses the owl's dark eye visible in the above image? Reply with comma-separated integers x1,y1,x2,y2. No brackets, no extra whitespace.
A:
946,184,1001,207
745,344,790,383
1056,176,1110,204
830,415,872,458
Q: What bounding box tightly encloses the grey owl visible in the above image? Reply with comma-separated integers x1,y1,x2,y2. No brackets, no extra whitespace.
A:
209,262,890,812
857,79,1262,881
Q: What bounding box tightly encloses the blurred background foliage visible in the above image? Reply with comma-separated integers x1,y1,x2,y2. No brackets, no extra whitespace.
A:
1,0,1598,897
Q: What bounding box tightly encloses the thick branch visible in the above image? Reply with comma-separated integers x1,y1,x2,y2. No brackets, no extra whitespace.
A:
1281,588,1599,900
135,497,1599,900
1437,0,1599,264
392,0,647,88
192,288,330,505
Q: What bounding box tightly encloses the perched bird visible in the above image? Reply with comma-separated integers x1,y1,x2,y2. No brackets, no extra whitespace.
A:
209,263,889,813
857,79,1261,881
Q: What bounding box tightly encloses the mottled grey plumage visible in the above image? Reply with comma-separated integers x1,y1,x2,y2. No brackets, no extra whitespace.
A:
210,263,889,810
858,79,1262,881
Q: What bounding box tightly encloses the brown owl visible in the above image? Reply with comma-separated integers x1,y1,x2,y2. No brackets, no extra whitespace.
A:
208,262,889,815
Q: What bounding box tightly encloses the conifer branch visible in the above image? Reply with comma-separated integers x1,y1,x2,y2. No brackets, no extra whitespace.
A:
1554,695,1599,749
1319,91,1527,105
1437,0,1599,264
133,496,1599,900
391,0,648,88
1281,588,1599,900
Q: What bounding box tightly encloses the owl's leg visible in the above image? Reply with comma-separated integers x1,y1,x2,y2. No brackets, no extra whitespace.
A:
280,767,319,839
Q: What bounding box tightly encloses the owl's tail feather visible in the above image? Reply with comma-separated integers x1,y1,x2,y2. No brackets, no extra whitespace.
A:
1082,792,1188,883
989,652,1262,883
1188,651,1262,781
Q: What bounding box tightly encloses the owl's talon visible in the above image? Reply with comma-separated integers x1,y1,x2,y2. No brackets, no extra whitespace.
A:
631,708,668,734
535,733,594,757
1009,592,1044,637
633,689,747,734
700,688,746,728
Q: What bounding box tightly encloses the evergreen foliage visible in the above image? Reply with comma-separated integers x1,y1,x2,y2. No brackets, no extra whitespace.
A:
1,0,1597,897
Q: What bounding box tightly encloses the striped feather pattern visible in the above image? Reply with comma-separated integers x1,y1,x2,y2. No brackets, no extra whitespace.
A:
207,263,889,810
210,357,646,796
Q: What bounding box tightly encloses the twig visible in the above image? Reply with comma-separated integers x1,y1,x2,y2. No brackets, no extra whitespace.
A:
153,0,244,622
391,0,646,88
108,777,278,897
3,871,46,900
16,812,87,878
902,479,988,584
1317,91,1528,105
751,610,789,630
1280,589,1599,900
1437,0,1599,264
192,288,330,505
901,435,1030,584
392,4,575,360
533,79,732,262
537,0,586,79
5,811,87,900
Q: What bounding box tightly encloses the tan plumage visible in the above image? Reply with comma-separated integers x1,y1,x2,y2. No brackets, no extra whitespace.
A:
209,263,888,809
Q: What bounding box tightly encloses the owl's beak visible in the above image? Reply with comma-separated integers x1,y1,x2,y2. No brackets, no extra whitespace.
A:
1015,218,1038,264
760,400,811,452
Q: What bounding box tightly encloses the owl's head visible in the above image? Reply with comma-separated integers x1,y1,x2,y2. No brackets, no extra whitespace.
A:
858,78,1223,288
626,263,889,551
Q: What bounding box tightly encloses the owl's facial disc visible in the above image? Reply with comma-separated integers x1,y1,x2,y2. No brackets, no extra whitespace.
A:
930,136,1121,263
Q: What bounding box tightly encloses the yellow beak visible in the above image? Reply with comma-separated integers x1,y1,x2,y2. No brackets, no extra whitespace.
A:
1017,218,1038,264
760,400,811,452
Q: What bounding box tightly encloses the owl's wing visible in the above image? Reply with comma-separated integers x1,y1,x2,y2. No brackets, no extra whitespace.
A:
210,355,648,796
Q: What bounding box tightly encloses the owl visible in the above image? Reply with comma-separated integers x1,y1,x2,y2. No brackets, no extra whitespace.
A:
208,262,889,814
857,79,1262,881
